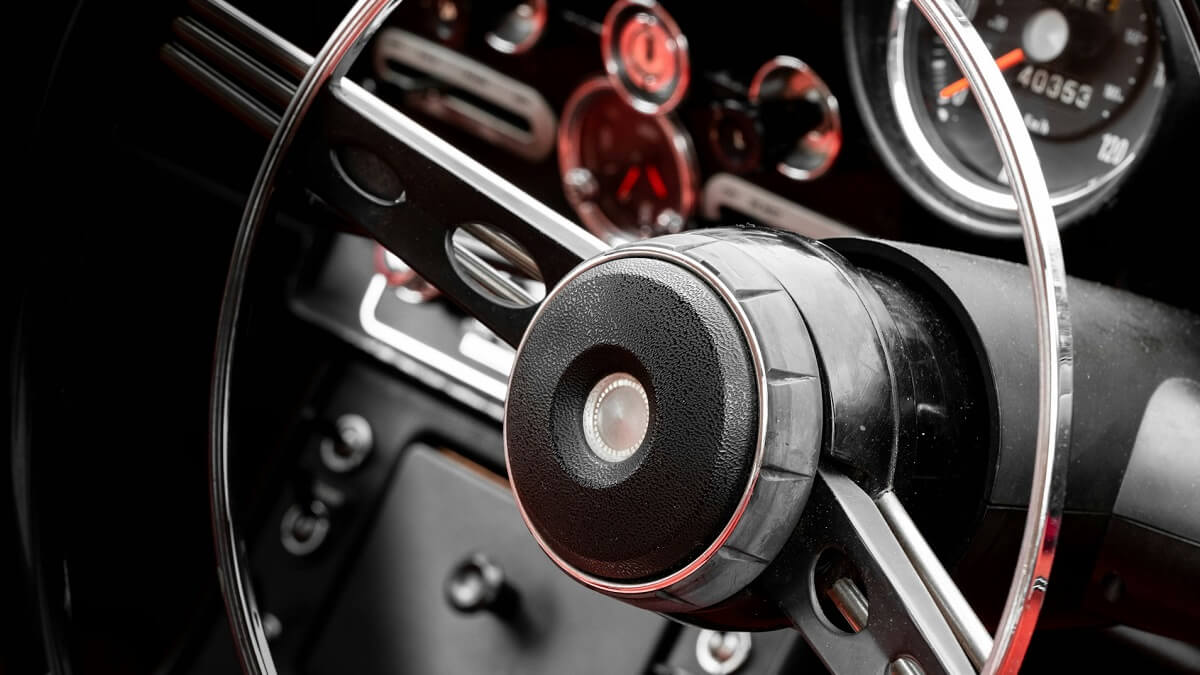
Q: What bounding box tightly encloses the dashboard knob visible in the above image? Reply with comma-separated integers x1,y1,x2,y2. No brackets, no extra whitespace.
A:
319,413,374,473
280,500,331,557
696,630,753,674
444,553,520,618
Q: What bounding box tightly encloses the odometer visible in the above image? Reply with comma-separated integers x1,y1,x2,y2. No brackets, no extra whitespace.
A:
889,0,1169,234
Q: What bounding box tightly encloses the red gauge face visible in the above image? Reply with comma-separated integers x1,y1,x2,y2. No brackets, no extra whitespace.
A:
618,15,678,95
601,0,690,114
559,80,698,242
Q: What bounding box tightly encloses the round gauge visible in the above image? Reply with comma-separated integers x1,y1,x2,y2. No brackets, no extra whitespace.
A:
559,78,699,242
749,56,843,181
602,0,691,115
889,0,1168,234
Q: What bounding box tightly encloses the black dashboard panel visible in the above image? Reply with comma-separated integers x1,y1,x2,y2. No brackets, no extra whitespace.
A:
347,0,1199,311
308,445,668,675
360,0,906,239
287,0,1199,430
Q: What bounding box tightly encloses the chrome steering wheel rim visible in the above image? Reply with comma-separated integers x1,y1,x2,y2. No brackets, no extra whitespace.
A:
208,1,1073,673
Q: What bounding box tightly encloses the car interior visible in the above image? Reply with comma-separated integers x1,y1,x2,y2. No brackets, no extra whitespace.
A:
9,0,1200,673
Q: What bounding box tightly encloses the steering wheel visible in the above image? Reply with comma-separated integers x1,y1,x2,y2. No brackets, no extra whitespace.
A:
208,0,1072,673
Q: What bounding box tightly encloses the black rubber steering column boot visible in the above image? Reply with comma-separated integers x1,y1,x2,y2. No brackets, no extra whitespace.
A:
506,229,826,613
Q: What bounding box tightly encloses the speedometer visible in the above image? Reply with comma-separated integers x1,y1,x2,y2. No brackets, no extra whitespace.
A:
889,0,1169,234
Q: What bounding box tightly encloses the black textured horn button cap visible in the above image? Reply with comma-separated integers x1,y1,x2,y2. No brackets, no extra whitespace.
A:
507,231,824,612
505,256,758,583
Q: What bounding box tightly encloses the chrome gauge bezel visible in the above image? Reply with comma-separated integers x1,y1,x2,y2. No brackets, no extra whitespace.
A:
558,77,700,243
885,0,1168,236
749,56,844,181
601,0,691,115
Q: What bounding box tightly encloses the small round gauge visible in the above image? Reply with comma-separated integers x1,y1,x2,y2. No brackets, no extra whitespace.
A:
602,0,690,115
750,56,843,181
559,78,699,242
889,0,1169,234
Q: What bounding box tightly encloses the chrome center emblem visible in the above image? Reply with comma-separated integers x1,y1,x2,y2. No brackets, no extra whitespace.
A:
583,372,650,462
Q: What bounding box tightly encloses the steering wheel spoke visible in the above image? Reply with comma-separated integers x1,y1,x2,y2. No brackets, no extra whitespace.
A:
165,0,608,346
299,82,607,345
780,468,975,675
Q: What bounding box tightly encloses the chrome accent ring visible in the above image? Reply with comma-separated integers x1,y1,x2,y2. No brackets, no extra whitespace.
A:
582,373,651,463
601,0,691,115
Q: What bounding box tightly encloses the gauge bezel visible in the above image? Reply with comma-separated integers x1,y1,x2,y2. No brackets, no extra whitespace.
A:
558,77,700,243
601,0,691,116
884,0,1168,236
749,56,843,181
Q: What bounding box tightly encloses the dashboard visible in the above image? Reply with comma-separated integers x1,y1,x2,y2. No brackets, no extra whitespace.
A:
347,0,1198,240
357,0,869,242
296,0,1200,422
14,1,1200,673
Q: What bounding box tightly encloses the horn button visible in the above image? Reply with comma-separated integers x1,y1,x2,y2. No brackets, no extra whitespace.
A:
505,234,824,611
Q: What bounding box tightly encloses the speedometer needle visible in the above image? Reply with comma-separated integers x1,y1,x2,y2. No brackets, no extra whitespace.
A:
938,47,1025,100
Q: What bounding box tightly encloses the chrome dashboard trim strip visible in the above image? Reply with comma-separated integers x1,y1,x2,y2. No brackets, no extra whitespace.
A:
357,274,509,404
373,28,558,161
700,173,859,239
289,282,508,421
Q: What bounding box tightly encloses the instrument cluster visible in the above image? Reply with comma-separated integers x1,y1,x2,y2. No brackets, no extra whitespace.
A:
361,0,1198,247
294,0,1197,442
367,0,863,246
